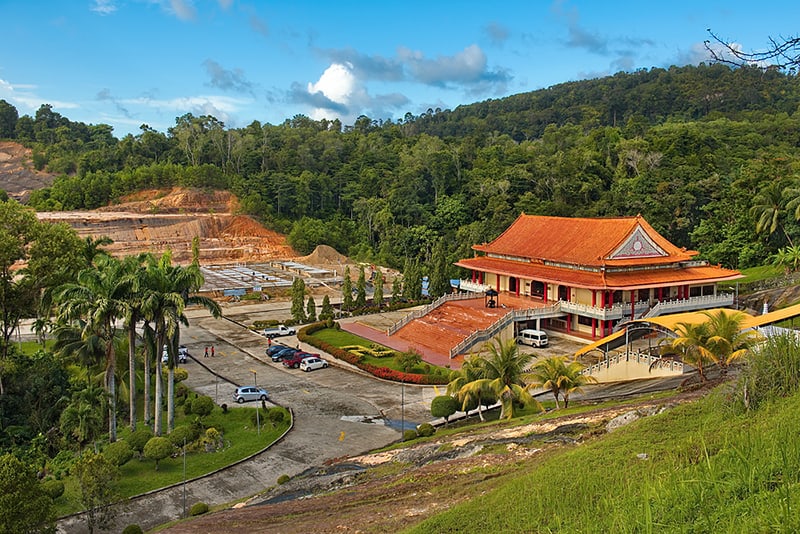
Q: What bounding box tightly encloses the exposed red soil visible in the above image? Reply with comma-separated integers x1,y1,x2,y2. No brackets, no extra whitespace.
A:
0,141,56,201
37,188,297,265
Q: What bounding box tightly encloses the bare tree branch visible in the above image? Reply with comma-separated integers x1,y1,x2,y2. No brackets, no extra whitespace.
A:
705,29,800,72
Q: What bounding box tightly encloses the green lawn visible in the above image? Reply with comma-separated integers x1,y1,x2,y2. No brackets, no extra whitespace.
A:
405,389,800,533
310,328,450,375
54,404,290,516
736,264,783,285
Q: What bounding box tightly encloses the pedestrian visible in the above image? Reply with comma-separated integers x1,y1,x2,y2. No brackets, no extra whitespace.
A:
211,345,215,357
204,346,208,358
268,337,272,347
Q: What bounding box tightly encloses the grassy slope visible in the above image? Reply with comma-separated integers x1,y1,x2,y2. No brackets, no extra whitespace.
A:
406,388,800,533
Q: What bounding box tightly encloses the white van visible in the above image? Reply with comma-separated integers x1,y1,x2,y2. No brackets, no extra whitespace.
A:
517,329,548,347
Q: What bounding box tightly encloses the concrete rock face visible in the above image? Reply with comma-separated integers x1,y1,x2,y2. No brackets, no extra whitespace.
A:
606,410,641,432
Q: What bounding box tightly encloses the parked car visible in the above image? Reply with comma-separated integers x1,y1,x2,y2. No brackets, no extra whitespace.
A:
232,386,269,403
162,345,189,364
266,344,288,357
282,352,316,369
263,324,296,339
271,347,299,362
300,357,328,372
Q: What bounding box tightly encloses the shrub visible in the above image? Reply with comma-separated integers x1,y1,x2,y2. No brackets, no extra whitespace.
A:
735,333,800,411
103,440,134,467
431,395,460,423
143,437,174,470
417,423,435,437
40,478,65,500
169,425,201,447
277,474,291,485
127,427,154,455
191,395,215,418
250,408,269,428
221,403,228,414
122,525,144,534
189,502,209,516
403,429,418,441
268,407,286,427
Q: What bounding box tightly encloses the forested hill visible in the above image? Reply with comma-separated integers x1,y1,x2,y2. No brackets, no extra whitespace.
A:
409,64,800,140
2,63,800,275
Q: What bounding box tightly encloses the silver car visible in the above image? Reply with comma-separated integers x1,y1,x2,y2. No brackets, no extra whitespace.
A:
300,357,329,372
232,386,269,403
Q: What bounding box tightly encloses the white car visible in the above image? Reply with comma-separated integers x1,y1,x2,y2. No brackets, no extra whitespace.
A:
300,357,328,372
162,345,189,364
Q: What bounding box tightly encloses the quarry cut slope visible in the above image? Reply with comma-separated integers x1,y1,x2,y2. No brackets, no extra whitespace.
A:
37,188,296,265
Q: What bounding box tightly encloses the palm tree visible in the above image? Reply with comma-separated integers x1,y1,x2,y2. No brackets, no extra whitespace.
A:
558,360,597,408
664,321,715,382
458,337,540,419
751,181,794,246
526,356,569,408
141,251,221,435
447,357,494,421
120,254,148,432
59,385,106,451
703,309,760,371
54,256,131,442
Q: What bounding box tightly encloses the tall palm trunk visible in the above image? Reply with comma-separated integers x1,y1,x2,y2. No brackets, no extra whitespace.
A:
128,315,137,432
154,327,164,436
105,335,117,442
142,322,153,428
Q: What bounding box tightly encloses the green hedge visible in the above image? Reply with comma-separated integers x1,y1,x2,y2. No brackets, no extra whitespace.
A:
298,321,448,385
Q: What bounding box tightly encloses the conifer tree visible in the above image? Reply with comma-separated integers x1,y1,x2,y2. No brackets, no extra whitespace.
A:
355,265,367,309
341,266,353,312
306,296,317,322
391,276,402,304
319,294,334,320
291,278,307,323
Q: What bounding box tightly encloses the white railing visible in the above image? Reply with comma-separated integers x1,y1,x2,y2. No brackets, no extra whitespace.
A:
580,350,684,375
644,293,734,318
449,311,516,358
386,291,476,335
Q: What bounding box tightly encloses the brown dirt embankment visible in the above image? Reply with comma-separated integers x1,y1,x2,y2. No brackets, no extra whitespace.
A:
38,188,297,265
0,141,56,201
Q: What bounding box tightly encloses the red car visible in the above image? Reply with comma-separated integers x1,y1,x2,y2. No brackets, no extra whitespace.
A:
282,352,316,369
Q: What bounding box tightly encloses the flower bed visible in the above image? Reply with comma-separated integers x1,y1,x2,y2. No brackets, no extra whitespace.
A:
298,321,448,385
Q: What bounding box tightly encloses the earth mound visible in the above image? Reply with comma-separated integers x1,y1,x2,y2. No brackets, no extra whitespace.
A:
300,245,351,265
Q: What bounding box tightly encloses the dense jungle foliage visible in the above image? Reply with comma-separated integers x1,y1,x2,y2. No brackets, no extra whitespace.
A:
3,63,800,272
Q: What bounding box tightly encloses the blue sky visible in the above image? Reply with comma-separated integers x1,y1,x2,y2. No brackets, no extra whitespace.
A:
1,0,797,138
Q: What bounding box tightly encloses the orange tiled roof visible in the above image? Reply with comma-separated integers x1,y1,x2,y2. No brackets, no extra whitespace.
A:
455,256,742,290
473,214,695,267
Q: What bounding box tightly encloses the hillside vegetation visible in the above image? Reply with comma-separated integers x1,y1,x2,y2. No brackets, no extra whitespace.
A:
2,64,800,274
160,334,800,533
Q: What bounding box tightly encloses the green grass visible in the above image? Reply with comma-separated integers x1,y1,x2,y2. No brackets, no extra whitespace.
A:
310,328,450,375
735,264,783,285
404,389,800,533
53,405,290,516
14,339,54,355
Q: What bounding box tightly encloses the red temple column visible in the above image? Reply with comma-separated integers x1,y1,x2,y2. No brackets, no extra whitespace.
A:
658,287,663,302
631,290,635,318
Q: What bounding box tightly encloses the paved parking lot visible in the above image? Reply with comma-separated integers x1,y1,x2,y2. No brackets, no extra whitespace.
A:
58,302,441,533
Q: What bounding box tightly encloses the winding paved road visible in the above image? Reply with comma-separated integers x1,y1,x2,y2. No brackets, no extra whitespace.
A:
57,303,439,533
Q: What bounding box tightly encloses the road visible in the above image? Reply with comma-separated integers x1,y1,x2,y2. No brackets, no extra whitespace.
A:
57,302,440,533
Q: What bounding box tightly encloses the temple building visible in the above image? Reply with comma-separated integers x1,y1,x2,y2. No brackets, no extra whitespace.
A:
454,214,743,340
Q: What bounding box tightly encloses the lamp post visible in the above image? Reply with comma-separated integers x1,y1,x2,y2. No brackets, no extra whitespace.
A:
182,437,186,518
400,380,405,435
251,370,260,436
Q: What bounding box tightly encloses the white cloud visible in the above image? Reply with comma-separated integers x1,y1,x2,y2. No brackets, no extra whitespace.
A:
308,63,357,107
168,0,197,21
90,0,117,15
0,78,79,112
